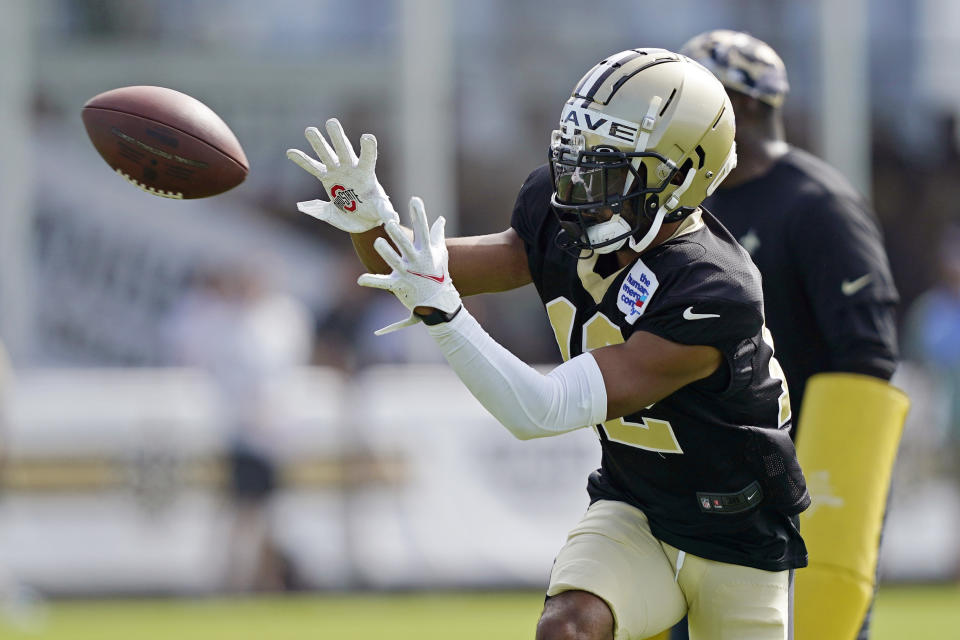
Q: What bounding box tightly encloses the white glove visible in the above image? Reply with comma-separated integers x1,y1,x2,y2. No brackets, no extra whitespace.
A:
357,197,462,335
286,118,399,233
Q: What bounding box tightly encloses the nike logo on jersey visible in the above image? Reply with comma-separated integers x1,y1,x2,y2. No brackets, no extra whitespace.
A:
683,306,720,321
408,269,446,284
841,273,872,296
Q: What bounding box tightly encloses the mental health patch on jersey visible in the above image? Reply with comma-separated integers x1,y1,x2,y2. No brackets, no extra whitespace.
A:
617,259,659,324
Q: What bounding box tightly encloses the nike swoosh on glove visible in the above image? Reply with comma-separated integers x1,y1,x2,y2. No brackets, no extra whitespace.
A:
357,197,462,334
286,118,399,233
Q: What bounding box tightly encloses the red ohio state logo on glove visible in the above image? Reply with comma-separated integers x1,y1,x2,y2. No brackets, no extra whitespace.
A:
330,184,363,212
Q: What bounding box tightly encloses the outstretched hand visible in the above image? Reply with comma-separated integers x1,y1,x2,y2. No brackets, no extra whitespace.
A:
358,197,462,334
287,118,399,233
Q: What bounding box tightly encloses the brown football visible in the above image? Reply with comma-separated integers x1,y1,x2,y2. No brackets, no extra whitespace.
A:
81,86,249,199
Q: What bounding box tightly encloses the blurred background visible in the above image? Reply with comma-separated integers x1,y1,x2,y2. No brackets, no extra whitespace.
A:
1,0,960,637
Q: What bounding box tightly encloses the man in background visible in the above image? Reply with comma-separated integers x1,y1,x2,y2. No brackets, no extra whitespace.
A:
163,265,313,592
677,30,907,640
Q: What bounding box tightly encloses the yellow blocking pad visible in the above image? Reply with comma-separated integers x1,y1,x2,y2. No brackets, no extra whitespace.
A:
643,632,670,640
794,373,909,640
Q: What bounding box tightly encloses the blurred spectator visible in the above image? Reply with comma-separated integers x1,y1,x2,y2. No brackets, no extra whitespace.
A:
312,247,447,371
311,246,558,371
876,111,960,313
903,225,960,470
162,263,313,592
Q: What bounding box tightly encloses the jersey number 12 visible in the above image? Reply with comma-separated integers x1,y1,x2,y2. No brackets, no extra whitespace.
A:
546,297,684,454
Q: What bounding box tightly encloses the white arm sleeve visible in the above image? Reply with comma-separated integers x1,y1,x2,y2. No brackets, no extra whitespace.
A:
425,307,608,440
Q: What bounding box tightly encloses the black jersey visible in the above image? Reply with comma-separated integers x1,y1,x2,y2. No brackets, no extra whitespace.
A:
703,147,899,420
511,165,810,572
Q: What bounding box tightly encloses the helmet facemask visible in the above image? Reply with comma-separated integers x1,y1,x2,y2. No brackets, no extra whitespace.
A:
549,126,687,256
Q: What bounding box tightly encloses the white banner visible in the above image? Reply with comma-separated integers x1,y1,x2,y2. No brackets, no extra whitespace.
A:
0,364,954,594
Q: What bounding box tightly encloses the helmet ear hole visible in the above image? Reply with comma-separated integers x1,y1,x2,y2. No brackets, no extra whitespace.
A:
671,158,694,186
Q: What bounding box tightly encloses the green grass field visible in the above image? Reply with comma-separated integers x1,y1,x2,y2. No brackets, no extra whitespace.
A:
3,584,959,639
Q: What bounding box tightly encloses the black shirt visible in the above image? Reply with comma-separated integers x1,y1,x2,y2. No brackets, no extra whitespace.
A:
511,165,809,572
703,147,899,420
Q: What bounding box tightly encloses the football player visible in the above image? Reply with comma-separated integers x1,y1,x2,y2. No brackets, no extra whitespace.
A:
680,30,909,640
289,48,811,639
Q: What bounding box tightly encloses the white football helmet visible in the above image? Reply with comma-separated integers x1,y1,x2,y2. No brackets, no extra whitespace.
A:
549,48,737,255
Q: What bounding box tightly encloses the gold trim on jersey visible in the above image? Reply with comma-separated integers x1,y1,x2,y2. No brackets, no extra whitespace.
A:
670,208,704,239
577,253,627,303
575,209,704,304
